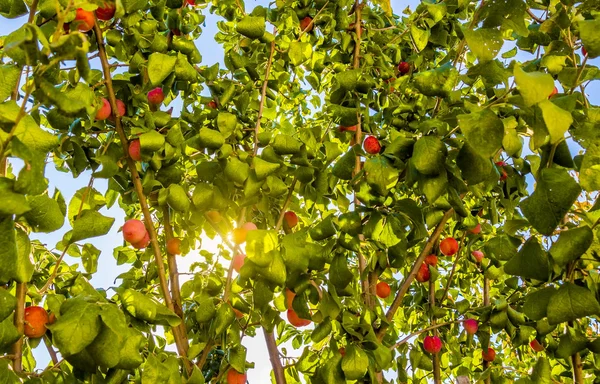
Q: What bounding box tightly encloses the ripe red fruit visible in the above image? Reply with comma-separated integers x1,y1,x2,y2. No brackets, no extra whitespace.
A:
469,223,481,235
582,47,588,56
339,347,346,356
416,263,430,283
24,306,49,339
423,335,442,354
167,238,181,255
549,86,558,98
232,253,246,273
285,288,295,309
495,161,508,181
398,61,411,75
440,238,459,256
114,99,126,118
471,250,484,263
147,87,165,105
73,8,95,32
232,228,247,244
300,16,314,32
207,100,217,109
376,281,391,299
424,254,438,266
95,2,115,21
132,232,150,249
482,347,496,362
186,0,196,5
122,219,147,244
226,369,247,384
287,309,311,327
363,136,381,154
128,139,142,161
284,211,299,228
530,339,544,352
95,98,112,120
463,319,478,335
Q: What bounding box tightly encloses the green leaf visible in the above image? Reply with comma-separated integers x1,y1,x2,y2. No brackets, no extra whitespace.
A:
224,157,250,184
577,19,600,58
410,25,430,52
142,354,171,384
523,287,556,321
167,184,190,212
0,65,21,101
0,0,27,18
23,194,65,233
228,345,247,374
272,134,302,155
504,237,550,281
253,157,280,181
81,243,100,274
364,157,399,196
289,41,312,66
49,298,102,356
531,357,551,384
555,329,588,359
0,289,15,322
256,251,287,286
483,234,518,262
579,144,600,191
210,303,235,337
0,113,58,153
330,253,353,289
332,147,357,180
217,112,237,138
514,65,555,107
413,63,458,97
69,210,115,244
373,0,392,16
458,110,504,157
0,217,33,284
521,168,581,235
0,315,20,351
462,27,503,61
547,283,600,325
246,230,279,268
549,226,593,267
309,215,337,241
538,100,573,144
456,143,493,185
412,136,446,176
236,16,265,39
341,344,369,380
121,289,181,327
197,128,225,149
0,178,30,215
148,53,177,86
86,304,129,369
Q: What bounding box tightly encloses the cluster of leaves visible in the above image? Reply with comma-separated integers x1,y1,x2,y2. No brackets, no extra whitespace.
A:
1,0,600,383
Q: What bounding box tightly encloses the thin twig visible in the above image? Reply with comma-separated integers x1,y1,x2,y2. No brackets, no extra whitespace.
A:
389,320,460,350
44,336,59,365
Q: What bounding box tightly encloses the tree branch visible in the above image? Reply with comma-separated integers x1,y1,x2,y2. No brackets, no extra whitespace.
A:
93,20,191,373
377,208,454,340
429,278,441,384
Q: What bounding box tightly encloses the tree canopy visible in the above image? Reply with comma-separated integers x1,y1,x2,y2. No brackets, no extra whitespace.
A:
1,0,600,383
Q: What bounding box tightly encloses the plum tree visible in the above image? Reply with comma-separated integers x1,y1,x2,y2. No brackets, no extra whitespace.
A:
1,0,599,383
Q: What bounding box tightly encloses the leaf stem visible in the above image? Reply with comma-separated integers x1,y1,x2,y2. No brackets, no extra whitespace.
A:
11,282,27,372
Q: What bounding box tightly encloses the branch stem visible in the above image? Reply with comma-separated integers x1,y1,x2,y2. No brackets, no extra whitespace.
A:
93,20,190,373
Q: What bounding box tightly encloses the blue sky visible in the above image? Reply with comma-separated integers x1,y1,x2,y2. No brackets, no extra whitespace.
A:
1,0,599,381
